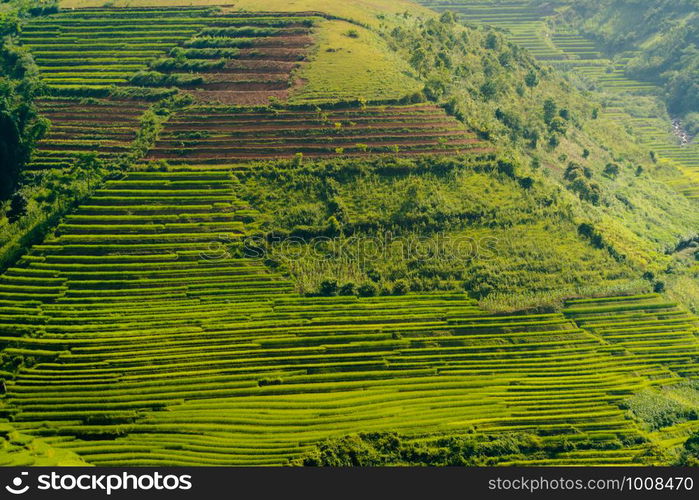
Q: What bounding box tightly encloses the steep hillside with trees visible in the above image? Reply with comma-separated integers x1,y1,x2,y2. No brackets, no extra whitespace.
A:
563,0,698,123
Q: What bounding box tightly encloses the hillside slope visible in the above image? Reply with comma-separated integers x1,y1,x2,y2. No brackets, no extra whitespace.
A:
562,0,698,121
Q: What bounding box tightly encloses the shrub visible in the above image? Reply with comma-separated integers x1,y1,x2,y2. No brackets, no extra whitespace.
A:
524,70,538,88
543,98,557,124
319,279,339,296
358,283,378,297
484,32,499,50
7,192,28,223
480,80,498,100
392,279,409,295
603,163,620,179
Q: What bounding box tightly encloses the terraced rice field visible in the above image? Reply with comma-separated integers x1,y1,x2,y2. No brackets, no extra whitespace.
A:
421,1,567,60
564,295,699,378
4,3,699,467
21,7,319,105
146,103,489,164
0,166,698,465
20,7,213,91
602,100,699,198
27,97,149,171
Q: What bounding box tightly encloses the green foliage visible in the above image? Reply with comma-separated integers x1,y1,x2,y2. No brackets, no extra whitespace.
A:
295,431,557,466
565,0,699,117
543,98,557,125
235,156,646,305
622,388,699,431
129,70,204,88
524,69,538,89
684,112,699,137
150,57,226,72
564,162,601,204
678,430,699,466
0,36,47,199
6,191,27,223
604,163,620,179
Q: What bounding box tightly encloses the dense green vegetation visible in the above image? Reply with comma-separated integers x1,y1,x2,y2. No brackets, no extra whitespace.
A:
234,155,647,306
296,431,552,466
421,1,699,200
563,0,698,118
0,1,49,199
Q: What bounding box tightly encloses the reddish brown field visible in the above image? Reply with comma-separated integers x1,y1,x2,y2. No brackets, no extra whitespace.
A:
145,103,491,163
28,98,148,170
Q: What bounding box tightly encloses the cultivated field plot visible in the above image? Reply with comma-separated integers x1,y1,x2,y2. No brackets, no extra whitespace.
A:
565,295,699,378
26,97,149,171
421,0,567,60
21,7,320,105
20,7,212,90
146,103,489,164
0,169,697,465
602,101,699,198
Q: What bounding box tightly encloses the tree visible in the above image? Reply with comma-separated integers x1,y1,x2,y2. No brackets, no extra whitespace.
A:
392,279,409,295
543,98,557,124
338,282,356,296
439,11,456,24
319,279,338,296
603,162,620,179
480,80,498,100
7,191,28,223
409,46,429,74
484,32,499,50
679,431,699,465
0,33,48,200
358,283,377,297
524,70,538,89
71,152,103,191
548,117,567,135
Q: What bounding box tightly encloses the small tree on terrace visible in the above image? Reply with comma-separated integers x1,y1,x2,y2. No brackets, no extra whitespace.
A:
71,152,103,191
484,32,499,50
439,11,456,24
543,98,557,125
524,70,538,90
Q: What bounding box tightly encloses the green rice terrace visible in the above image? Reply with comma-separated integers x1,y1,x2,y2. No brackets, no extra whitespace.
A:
1,168,698,466
0,1,698,467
